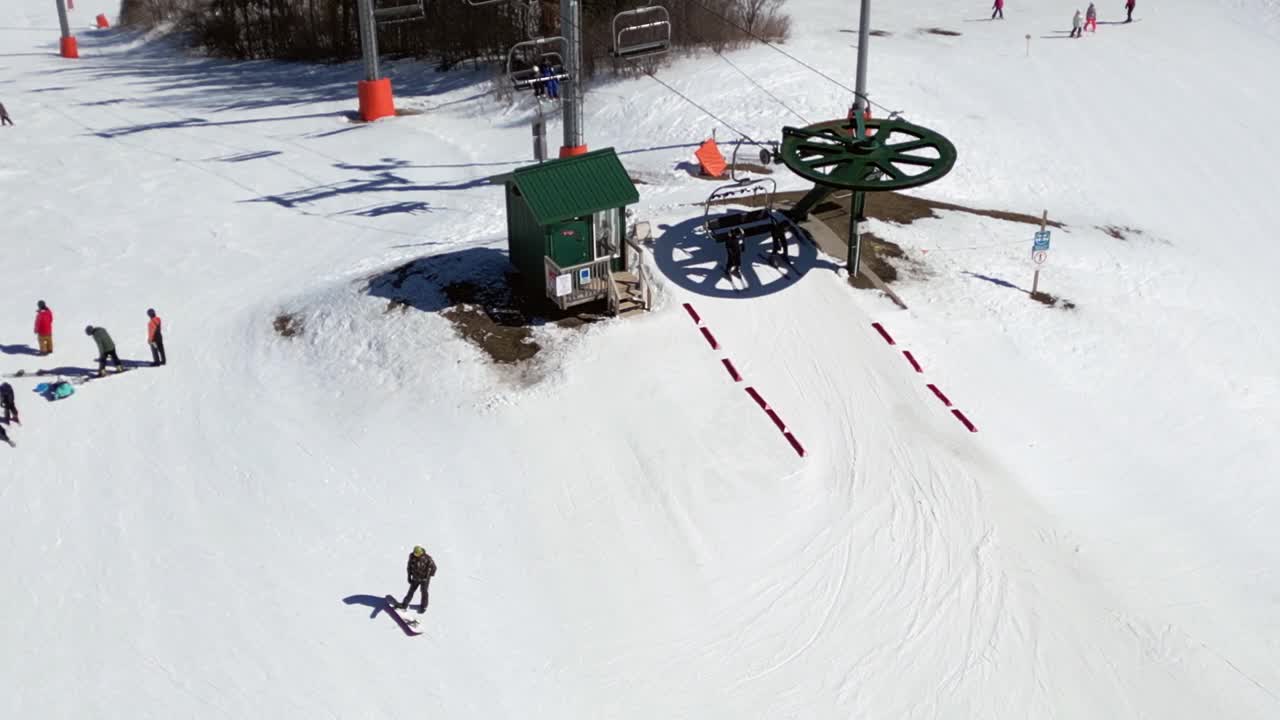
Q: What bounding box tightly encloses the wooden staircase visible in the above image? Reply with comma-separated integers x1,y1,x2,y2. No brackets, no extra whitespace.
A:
610,270,648,317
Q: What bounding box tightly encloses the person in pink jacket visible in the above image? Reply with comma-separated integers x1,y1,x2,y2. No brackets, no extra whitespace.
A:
1125,0,1135,22
992,0,1005,20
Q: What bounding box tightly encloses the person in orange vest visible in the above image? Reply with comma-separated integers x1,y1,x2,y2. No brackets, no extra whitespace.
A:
146,308,166,366
34,300,53,355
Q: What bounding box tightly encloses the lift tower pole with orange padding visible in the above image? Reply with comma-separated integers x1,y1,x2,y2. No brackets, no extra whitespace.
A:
55,0,78,58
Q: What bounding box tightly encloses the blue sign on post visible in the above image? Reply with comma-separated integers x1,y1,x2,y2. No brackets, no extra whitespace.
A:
579,267,591,284
1033,230,1051,252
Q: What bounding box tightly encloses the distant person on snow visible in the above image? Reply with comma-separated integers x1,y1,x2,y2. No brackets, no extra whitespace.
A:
991,0,1004,20
0,382,18,425
1086,2,1098,31
769,216,790,263
85,325,124,376
1124,0,1135,22
34,300,53,355
146,309,166,366
724,227,745,277
1071,10,1084,37
0,422,13,448
0,102,13,127
399,545,437,614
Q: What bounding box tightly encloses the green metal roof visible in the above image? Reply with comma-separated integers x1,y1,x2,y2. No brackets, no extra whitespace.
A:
499,148,639,225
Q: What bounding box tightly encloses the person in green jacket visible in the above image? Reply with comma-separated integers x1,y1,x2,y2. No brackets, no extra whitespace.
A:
85,325,124,377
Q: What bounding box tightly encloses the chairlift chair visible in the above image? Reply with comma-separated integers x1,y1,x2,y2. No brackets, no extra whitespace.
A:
372,0,427,25
507,37,570,92
702,177,778,242
612,6,672,59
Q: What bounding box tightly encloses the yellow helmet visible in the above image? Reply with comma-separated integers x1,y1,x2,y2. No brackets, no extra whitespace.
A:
413,545,425,556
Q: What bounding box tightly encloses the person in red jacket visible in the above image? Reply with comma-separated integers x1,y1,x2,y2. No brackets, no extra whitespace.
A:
146,308,166,366
34,300,53,355
1124,0,1135,22
991,0,1005,20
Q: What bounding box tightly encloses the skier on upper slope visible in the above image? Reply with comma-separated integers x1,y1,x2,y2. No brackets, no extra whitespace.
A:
1124,0,1135,22
1086,2,1098,31
1071,9,1084,37
398,545,437,614
991,0,1004,20
0,101,12,127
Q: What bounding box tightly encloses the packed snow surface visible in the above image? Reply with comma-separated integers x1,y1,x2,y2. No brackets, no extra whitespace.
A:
2,0,1278,717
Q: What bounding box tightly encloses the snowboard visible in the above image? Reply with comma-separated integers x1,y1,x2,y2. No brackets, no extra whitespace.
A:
383,595,422,636
73,368,133,385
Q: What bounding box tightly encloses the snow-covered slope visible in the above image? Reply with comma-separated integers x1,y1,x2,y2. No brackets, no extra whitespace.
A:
2,0,1278,717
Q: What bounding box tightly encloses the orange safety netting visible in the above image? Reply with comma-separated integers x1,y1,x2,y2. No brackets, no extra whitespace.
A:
695,138,727,178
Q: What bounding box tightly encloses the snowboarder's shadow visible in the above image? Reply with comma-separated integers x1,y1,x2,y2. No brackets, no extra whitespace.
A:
0,344,41,356
342,594,390,620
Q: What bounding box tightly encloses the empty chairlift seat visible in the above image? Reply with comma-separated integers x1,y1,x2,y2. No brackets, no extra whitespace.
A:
703,177,778,241
612,6,672,59
372,0,426,24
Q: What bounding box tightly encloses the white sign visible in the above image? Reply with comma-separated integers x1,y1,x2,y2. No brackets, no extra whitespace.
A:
554,273,572,297
1032,250,1048,266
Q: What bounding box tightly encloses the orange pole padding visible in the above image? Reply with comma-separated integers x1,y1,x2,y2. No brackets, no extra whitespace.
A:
694,138,726,178
95,14,110,28
357,79,395,122
59,36,79,59
559,145,589,158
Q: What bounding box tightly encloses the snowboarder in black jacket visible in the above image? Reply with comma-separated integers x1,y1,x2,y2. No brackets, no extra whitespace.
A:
769,217,789,263
0,382,18,425
399,545,437,613
0,102,12,127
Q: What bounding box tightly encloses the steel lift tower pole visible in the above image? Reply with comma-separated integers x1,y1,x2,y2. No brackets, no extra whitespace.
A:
559,0,587,157
848,0,871,276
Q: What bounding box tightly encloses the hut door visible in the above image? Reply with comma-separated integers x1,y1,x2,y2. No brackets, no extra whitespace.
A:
594,209,619,260
549,221,591,267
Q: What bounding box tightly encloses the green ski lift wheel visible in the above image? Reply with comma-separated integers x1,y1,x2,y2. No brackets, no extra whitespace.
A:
780,117,957,191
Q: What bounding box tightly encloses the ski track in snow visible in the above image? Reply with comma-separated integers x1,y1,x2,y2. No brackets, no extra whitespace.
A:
1,0,1279,717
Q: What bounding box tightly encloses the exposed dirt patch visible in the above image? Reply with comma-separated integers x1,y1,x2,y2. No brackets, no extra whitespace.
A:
1099,224,1141,241
365,248,604,365
1031,291,1077,310
273,313,303,338
921,27,962,36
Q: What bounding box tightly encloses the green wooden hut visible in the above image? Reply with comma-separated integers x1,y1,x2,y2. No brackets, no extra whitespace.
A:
492,148,641,310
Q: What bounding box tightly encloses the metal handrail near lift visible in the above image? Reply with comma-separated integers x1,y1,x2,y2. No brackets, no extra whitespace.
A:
372,0,427,24
702,177,778,241
611,6,672,59
464,0,507,5
507,37,570,91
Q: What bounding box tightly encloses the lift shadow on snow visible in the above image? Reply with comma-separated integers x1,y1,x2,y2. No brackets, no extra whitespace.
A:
652,215,835,300
364,246,604,366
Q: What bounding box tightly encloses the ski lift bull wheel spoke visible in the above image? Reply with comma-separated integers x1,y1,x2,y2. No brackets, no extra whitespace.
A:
779,117,956,191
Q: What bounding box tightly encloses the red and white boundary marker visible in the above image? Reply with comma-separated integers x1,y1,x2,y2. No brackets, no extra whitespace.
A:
683,303,806,457
871,322,978,433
